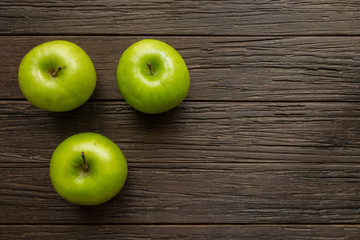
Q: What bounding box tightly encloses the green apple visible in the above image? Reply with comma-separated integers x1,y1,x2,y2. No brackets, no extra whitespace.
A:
18,40,96,112
116,39,190,114
50,133,128,205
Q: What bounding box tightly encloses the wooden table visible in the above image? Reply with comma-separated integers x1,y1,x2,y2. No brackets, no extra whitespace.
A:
1,1,360,239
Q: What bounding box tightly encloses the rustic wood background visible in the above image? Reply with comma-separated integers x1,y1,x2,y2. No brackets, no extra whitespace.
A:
1,1,360,239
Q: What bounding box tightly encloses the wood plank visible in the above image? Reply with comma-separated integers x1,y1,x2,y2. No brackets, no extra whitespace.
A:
1,225,360,240
1,163,360,224
0,101,359,223
1,1,359,36
0,101,359,165
1,36,360,101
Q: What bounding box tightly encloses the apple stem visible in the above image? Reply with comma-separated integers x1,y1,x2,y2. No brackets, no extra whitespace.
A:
146,62,154,75
81,152,89,172
51,65,62,77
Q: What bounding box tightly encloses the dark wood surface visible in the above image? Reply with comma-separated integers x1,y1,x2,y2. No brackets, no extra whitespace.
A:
1,0,360,36
1,1,360,239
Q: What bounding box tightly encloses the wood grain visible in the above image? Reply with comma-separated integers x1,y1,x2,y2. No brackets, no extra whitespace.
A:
0,101,359,224
1,225,360,240
1,1,360,36
0,101,359,165
1,36,360,101
1,162,360,224
1,1,360,236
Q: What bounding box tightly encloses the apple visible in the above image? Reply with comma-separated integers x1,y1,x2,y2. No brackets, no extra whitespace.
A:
18,40,96,112
116,39,190,114
50,133,128,205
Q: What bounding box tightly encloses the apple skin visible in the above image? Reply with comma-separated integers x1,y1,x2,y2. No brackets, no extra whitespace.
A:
116,39,190,114
18,40,96,112
50,133,128,206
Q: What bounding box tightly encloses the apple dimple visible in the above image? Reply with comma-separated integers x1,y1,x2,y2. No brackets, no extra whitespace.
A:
48,65,63,78
76,167,90,178
141,54,165,78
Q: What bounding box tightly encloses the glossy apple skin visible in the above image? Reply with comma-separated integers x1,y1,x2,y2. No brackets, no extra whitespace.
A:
50,133,128,206
18,40,96,112
117,39,190,114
